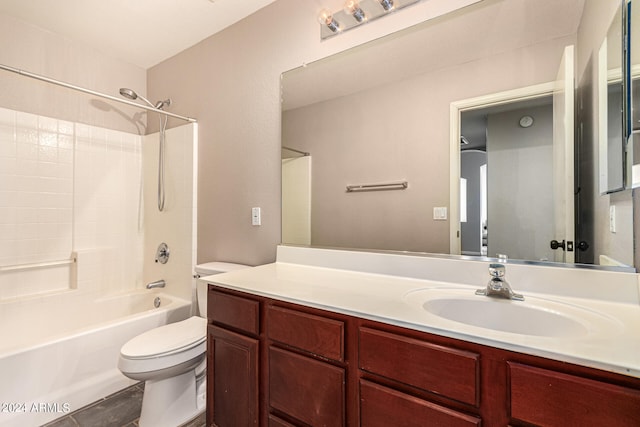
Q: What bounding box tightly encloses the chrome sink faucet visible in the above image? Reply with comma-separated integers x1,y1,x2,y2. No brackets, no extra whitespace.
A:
475,262,524,301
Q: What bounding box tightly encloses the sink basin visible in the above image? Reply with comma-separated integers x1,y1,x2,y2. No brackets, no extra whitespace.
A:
403,288,619,337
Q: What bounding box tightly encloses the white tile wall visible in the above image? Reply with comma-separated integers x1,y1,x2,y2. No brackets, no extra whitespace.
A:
142,123,197,303
74,122,144,295
0,107,144,299
0,109,73,265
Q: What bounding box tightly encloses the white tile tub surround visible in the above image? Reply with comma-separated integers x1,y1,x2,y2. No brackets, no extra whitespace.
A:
0,108,73,268
142,123,198,303
74,122,144,295
0,109,198,426
0,106,143,299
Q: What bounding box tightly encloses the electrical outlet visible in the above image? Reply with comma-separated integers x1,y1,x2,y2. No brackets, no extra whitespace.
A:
609,205,616,233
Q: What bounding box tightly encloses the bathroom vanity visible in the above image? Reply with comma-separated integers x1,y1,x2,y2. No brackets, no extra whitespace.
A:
204,247,640,426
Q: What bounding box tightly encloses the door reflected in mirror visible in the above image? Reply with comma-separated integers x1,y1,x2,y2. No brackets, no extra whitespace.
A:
460,97,560,262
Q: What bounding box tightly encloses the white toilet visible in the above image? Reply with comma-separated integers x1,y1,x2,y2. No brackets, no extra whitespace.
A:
118,262,249,427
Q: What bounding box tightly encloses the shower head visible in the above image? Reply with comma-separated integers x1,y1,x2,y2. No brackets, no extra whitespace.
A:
119,87,137,100
118,87,156,109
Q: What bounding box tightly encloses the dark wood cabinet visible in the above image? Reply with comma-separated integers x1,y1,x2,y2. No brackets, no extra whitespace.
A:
207,325,259,427
269,346,345,426
508,362,640,427
359,327,480,407
207,289,261,427
267,304,344,362
360,380,481,427
266,303,348,426
207,284,640,427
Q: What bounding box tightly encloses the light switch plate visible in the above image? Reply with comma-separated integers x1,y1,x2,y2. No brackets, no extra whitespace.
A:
252,207,261,226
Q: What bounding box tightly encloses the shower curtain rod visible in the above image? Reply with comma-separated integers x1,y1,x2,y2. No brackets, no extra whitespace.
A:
282,146,310,156
0,63,197,123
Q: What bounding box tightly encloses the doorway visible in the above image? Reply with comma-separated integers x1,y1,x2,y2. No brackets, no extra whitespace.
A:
459,98,555,260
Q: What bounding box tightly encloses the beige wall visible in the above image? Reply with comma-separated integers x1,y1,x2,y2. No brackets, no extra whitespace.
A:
148,0,584,266
0,14,146,134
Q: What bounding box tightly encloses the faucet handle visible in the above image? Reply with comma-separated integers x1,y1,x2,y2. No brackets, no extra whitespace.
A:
488,263,506,278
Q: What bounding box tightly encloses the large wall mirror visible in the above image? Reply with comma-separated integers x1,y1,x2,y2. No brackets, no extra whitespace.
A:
282,0,636,272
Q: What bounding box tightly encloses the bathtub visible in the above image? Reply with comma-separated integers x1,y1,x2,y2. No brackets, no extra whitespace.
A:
0,290,192,427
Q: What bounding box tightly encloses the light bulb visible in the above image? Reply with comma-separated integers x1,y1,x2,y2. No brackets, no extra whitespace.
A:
378,0,394,11
318,9,340,32
344,0,366,22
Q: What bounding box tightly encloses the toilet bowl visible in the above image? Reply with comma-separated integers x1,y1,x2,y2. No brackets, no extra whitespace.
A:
118,262,249,427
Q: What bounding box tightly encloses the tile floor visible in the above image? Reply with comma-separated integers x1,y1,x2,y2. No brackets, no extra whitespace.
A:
42,383,206,427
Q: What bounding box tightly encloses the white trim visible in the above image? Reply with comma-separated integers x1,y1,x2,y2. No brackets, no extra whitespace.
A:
449,82,555,254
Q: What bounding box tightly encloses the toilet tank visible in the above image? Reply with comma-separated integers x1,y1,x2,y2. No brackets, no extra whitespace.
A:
194,262,250,317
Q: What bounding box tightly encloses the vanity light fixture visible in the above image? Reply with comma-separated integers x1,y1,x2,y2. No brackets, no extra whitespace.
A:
319,0,420,40
344,0,366,22
318,9,340,33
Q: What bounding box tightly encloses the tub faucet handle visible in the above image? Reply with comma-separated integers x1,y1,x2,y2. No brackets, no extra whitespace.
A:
155,243,170,264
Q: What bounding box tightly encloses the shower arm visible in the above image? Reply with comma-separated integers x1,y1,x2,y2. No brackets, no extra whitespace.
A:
0,63,197,123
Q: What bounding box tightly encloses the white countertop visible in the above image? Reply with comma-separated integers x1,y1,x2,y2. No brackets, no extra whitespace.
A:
201,246,640,379
202,261,640,379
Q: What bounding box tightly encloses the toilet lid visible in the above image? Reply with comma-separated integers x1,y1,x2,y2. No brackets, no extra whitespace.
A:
121,316,207,359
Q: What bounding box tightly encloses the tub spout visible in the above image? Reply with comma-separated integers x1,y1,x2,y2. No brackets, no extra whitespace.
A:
146,280,166,289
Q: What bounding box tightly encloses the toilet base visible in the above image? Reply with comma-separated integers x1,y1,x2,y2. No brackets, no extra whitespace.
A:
138,369,203,427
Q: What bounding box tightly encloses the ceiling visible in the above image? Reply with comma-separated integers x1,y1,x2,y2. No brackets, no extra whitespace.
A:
0,0,278,69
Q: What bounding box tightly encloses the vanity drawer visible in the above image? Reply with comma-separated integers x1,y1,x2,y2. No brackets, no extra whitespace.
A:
359,327,480,406
208,287,260,335
509,362,640,427
360,380,481,427
269,346,345,427
268,414,297,427
267,304,344,362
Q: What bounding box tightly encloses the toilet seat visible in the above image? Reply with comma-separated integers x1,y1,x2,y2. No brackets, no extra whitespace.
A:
118,317,207,377
121,316,207,359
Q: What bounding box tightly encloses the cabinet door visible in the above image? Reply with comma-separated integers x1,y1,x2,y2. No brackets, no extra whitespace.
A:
208,325,259,427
